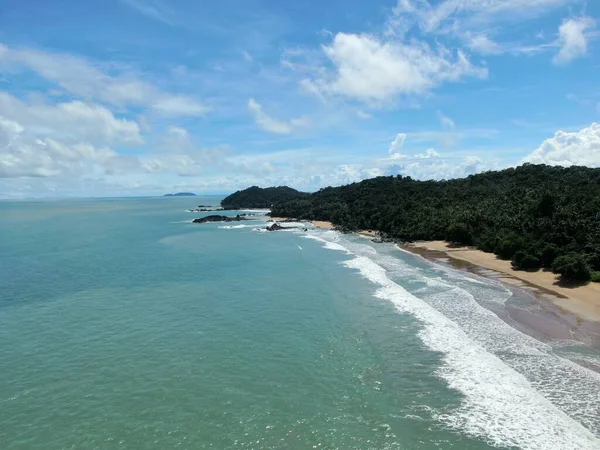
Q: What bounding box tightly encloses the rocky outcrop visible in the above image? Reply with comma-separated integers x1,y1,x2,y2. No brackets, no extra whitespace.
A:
266,223,285,231
266,223,308,232
192,215,249,224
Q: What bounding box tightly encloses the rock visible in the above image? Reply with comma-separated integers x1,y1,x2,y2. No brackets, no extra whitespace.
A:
266,223,299,231
266,223,284,231
192,215,249,224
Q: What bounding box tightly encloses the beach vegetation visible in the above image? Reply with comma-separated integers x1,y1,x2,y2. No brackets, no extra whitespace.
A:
446,222,472,245
246,164,599,281
511,251,542,271
552,254,592,282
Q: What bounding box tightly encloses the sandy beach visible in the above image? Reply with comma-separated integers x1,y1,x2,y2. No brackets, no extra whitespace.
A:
406,241,600,323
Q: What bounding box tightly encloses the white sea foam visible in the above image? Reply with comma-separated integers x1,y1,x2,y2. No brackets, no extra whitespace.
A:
308,233,600,449
219,224,261,229
302,234,350,253
346,256,599,450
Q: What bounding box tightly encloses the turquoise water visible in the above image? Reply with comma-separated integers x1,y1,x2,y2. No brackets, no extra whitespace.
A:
1,198,599,449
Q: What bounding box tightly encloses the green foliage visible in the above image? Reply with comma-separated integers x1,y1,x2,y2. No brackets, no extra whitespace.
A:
539,243,559,268
475,232,498,253
221,186,308,209
494,233,525,260
552,254,592,282
263,164,600,279
511,251,541,271
591,272,600,283
446,222,472,245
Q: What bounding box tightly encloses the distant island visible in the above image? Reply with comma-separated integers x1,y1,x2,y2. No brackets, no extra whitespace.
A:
164,192,197,197
229,164,600,283
220,186,307,209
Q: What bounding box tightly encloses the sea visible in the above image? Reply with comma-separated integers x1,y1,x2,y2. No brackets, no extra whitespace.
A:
1,196,600,450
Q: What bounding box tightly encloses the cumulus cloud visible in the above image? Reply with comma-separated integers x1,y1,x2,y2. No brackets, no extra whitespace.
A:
382,149,489,180
248,98,311,134
302,32,487,106
523,123,600,167
0,92,143,145
0,42,208,116
553,17,596,65
0,116,135,178
463,33,503,54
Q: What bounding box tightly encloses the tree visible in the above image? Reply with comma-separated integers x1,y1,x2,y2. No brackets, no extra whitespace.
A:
551,254,591,282
494,233,525,260
446,222,472,245
539,243,559,268
511,251,541,271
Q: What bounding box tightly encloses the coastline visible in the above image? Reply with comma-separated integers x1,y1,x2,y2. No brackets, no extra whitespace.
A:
268,217,377,237
405,241,600,324
265,218,600,345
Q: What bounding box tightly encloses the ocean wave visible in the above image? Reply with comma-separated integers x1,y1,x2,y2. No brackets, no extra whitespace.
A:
218,224,263,229
309,233,600,449
302,234,350,253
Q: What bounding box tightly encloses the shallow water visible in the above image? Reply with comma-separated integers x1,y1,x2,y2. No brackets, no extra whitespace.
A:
1,197,599,449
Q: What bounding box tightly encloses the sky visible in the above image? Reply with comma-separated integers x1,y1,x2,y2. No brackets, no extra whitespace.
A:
0,0,599,198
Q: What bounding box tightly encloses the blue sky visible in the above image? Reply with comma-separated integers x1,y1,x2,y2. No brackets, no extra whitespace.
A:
0,0,599,198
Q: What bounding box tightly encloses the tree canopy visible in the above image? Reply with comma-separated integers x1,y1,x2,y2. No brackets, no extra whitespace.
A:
221,186,308,209
268,164,600,282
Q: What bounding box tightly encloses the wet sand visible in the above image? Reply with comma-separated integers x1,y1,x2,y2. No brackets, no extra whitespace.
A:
404,242,600,351
406,241,600,322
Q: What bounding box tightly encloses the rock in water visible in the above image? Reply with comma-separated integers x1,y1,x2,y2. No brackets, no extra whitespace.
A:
192,215,248,224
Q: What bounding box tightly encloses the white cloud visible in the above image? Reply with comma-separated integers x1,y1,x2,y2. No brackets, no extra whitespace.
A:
438,111,455,129
382,147,490,180
389,0,579,58
248,98,311,134
523,123,600,167
0,42,208,116
393,0,576,33
0,92,142,145
389,133,407,155
356,110,372,119
553,17,596,65
463,33,503,54
303,32,487,106
0,116,135,178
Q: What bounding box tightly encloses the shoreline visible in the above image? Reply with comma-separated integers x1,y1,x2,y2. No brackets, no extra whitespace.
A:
269,217,600,352
404,241,600,324
268,217,377,237
264,218,600,346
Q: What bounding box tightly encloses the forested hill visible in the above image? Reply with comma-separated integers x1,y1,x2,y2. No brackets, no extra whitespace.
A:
271,164,600,282
221,186,308,209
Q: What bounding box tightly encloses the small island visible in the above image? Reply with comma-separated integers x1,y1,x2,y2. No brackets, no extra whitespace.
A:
164,192,197,197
